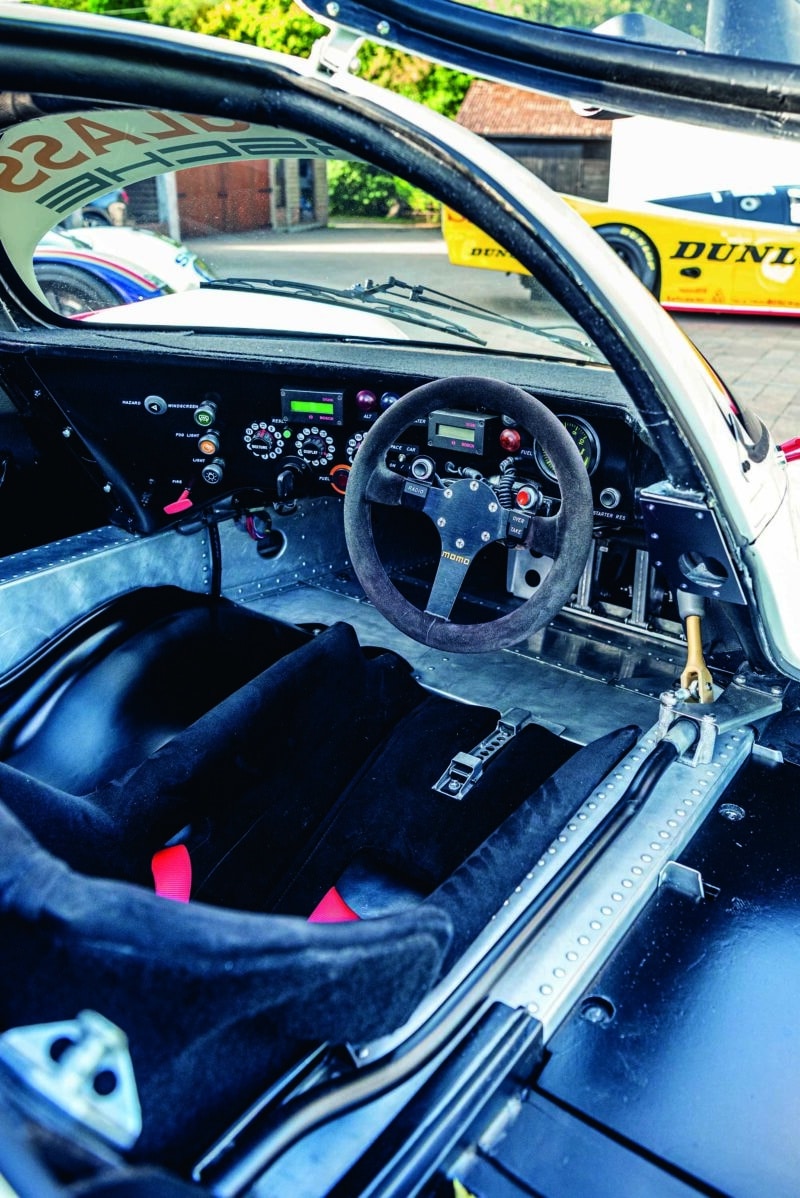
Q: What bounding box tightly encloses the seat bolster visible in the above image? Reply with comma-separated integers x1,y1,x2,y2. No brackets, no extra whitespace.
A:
0,794,452,1069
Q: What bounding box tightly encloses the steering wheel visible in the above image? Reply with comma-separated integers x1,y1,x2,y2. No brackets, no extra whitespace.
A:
343,376,594,653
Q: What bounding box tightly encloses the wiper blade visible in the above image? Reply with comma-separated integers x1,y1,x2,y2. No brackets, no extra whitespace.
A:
356,277,604,361
199,276,487,346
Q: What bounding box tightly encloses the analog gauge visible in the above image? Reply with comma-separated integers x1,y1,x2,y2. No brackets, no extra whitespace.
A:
346,431,365,462
295,426,335,467
533,415,600,480
244,422,284,461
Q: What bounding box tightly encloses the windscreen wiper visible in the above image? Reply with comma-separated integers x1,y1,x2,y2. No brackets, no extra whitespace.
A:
356,277,604,361
199,276,487,345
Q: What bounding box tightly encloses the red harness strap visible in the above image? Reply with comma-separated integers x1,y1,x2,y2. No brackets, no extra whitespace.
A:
151,845,192,903
307,886,360,923
150,847,359,922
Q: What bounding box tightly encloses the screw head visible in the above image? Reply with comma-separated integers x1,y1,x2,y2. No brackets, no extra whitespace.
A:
455,538,465,549
481,531,491,543
580,996,615,1025
437,517,446,528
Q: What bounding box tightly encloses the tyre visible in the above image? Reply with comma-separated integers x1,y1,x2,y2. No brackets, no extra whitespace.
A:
595,222,660,295
518,274,553,303
81,210,113,227
34,264,121,317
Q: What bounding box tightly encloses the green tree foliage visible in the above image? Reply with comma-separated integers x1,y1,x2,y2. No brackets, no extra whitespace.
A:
327,161,438,220
462,0,705,41
25,0,148,15
142,0,469,216
145,0,325,55
142,0,471,116
356,44,471,118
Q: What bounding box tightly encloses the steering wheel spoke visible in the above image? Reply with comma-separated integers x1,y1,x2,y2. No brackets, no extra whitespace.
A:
521,512,562,558
364,462,408,506
425,549,475,620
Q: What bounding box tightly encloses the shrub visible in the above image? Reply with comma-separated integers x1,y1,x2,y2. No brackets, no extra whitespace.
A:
328,161,438,221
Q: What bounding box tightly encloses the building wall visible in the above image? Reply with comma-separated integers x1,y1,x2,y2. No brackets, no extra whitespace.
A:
175,159,271,237
494,137,611,201
129,157,330,238
457,81,612,202
271,159,329,229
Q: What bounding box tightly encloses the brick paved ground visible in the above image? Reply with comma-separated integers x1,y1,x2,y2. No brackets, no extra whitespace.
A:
678,315,800,445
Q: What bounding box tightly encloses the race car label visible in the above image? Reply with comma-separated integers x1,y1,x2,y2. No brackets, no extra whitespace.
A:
0,107,351,261
671,239,797,265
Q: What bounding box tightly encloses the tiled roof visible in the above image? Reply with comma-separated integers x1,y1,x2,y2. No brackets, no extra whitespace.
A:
457,80,613,139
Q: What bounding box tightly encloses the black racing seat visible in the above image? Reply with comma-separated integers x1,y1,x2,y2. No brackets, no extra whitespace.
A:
0,583,640,1171
0,611,425,888
0,797,453,1168
0,713,638,1169
0,603,447,1165
0,586,310,794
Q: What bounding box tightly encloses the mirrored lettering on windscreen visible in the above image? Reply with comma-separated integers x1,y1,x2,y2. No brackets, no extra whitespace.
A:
1,104,597,361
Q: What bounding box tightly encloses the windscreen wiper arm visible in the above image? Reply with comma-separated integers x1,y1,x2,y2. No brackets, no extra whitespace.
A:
356,277,604,361
200,276,487,345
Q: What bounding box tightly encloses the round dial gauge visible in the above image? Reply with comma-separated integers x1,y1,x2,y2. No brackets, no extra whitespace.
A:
346,431,365,463
244,422,284,461
295,426,335,466
534,415,600,480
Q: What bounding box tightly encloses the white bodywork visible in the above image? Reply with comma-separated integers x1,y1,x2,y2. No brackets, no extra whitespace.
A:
69,226,213,291
81,286,410,337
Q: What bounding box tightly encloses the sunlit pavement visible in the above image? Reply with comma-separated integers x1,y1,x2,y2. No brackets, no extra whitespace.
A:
189,223,800,445
677,315,800,444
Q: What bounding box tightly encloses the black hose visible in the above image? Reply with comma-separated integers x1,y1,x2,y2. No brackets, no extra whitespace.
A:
207,515,222,598
622,736,681,813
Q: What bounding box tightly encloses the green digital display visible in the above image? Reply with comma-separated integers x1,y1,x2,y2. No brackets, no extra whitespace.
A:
436,422,476,443
281,388,344,425
290,399,335,415
427,408,494,455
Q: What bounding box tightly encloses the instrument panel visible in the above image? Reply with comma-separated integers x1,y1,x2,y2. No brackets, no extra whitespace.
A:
24,357,651,533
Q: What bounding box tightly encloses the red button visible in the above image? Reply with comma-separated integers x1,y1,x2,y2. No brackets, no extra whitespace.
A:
499,428,521,453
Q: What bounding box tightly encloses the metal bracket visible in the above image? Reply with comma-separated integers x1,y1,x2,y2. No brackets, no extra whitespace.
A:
639,482,746,605
659,860,719,901
433,707,530,800
656,674,783,766
0,1010,142,1150
309,26,364,75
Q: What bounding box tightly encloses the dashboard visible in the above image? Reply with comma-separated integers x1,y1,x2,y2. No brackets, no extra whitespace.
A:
16,353,654,536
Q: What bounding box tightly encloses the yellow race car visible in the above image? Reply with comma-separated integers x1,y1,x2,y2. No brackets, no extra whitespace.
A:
443,195,800,316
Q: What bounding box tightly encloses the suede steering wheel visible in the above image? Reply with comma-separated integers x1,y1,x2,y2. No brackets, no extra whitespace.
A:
343,376,594,653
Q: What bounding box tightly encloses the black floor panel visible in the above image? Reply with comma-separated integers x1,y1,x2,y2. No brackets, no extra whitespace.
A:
531,756,800,1197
